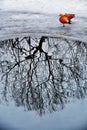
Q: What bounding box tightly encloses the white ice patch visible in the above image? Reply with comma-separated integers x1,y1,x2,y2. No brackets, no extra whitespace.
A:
1,0,87,16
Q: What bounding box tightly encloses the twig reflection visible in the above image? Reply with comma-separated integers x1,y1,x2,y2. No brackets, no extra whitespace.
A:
0,36,87,115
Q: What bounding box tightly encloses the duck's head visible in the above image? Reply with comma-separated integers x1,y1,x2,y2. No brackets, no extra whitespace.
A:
59,14,65,17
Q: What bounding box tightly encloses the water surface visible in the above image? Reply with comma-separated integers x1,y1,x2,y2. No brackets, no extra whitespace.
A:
0,1,87,130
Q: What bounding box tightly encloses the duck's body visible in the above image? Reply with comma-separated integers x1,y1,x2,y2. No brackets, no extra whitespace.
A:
64,13,75,19
59,13,75,27
59,14,71,27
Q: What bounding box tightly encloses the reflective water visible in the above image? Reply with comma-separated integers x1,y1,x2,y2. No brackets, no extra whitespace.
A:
0,36,87,130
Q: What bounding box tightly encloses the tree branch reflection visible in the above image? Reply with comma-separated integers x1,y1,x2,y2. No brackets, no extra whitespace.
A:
0,36,87,115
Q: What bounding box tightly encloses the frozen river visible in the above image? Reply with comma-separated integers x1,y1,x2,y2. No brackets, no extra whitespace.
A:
0,0,87,39
0,0,87,130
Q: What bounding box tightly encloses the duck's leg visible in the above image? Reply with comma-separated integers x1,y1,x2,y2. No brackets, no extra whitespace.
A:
63,24,65,27
69,20,71,24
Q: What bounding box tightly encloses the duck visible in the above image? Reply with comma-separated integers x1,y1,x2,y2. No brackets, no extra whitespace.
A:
59,14,71,27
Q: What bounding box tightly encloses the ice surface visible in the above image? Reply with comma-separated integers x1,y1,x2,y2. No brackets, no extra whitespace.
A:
1,0,87,15
0,0,87,39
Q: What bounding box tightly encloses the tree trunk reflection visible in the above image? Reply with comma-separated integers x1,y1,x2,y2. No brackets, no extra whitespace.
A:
0,36,87,115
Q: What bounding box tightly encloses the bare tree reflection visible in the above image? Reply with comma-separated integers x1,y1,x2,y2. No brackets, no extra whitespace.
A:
0,36,87,115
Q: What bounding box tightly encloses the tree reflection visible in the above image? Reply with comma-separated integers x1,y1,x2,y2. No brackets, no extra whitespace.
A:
0,36,87,115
